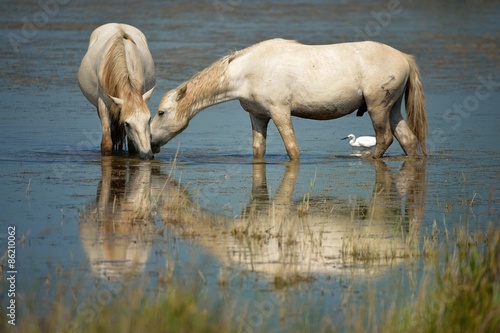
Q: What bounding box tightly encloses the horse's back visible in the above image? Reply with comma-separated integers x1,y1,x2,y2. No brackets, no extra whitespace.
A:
228,39,410,119
87,23,147,49
230,39,409,97
78,23,155,107
234,39,407,77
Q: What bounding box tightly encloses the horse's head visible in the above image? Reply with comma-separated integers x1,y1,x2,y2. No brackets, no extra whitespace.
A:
109,86,155,159
150,84,189,154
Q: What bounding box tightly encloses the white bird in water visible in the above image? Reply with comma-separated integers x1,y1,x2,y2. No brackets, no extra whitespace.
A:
342,134,376,148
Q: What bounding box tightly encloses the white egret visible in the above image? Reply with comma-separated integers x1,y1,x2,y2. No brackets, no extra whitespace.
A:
342,134,376,148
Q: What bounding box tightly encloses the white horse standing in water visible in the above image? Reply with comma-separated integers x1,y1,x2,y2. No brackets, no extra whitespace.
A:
151,39,427,160
78,23,156,159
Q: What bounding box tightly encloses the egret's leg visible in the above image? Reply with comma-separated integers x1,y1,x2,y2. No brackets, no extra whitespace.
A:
97,98,113,155
390,96,419,157
249,113,270,161
270,108,300,161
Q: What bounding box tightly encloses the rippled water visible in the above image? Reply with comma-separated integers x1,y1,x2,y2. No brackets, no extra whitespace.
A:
1,0,500,331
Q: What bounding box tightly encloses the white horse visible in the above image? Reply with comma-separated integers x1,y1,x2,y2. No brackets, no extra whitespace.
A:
78,23,156,159
151,39,427,160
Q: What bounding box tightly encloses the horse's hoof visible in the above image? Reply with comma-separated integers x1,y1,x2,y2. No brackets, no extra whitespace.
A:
101,150,112,156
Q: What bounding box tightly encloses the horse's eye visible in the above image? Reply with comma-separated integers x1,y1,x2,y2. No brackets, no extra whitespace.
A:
124,122,130,127
158,110,165,116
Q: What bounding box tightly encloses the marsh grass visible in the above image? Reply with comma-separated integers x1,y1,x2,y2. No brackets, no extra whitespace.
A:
73,286,229,333
273,272,317,289
2,227,498,333
2,278,230,333
5,154,498,333
339,216,445,268
406,227,500,333
340,226,500,333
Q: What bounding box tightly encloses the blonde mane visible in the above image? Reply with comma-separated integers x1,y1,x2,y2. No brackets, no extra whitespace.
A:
173,52,238,116
102,33,147,124
169,41,295,117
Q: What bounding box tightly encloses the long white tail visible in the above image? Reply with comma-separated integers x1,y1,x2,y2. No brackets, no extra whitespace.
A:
404,54,428,157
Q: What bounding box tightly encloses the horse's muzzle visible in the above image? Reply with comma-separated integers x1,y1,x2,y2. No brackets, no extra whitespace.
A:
139,151,154,160
151,145,161,154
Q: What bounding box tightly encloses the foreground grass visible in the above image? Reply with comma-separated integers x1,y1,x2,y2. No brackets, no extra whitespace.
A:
1,283,230,333
2,228,498,333
406,227,500,333
367,227,500,333
77,289,227,333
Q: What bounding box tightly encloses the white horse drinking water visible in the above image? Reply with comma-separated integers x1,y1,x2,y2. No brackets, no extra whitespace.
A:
78,23,156,159
151,39,427,160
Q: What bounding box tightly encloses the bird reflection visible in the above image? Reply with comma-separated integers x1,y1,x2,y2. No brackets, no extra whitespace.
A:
79,157,155,280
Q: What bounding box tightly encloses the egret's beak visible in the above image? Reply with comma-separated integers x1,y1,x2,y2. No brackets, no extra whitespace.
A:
341,137,349,140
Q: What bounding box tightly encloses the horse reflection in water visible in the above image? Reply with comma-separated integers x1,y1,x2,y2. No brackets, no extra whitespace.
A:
224,160,426,276
79,157,155,280
152,159,427,277
80,157,427,280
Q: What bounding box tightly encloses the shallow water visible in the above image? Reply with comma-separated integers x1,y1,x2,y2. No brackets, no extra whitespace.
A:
1,0,500,331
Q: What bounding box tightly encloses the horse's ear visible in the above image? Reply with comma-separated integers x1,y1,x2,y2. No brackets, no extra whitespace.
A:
176,85,187,101
109,95,123,107
142,86,155,102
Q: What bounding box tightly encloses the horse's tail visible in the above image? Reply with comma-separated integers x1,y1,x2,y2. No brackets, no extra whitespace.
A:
121,31,136,45
404,54,428,157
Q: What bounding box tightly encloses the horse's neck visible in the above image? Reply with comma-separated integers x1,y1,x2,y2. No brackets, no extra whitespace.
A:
186,88,234,119
182,58,236,120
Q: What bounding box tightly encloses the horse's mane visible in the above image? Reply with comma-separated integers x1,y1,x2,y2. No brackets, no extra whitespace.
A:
172,52,238,116
102,33,146,123
171,40,298,116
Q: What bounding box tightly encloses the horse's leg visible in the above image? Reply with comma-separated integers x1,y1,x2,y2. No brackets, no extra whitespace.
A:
127,137,138,155
368,105,393,158
97,156,112,211
270,107,300,161
97,98,113,155
390,95,419,157
251,162,269,202
249,113,270,161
